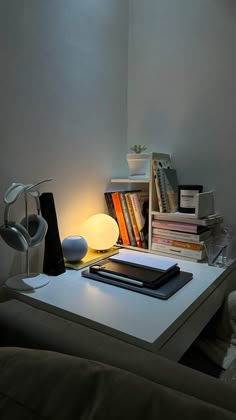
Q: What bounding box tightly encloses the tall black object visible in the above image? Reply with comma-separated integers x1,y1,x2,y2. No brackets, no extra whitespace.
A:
39,192,65,276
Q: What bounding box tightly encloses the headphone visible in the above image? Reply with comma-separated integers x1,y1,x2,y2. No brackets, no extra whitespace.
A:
0,183,48,252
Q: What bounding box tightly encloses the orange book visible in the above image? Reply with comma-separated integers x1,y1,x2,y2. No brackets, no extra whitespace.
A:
111,192,130,245
124,192,142,248
152,236,202,251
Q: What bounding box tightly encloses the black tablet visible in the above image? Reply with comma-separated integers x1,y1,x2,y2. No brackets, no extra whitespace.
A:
89,259,180,289
82,268,193,300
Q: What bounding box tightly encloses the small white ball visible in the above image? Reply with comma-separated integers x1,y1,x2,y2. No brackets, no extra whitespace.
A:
62,236,88,262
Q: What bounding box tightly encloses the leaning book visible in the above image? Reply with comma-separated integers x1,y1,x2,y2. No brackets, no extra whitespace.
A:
157,167,179,213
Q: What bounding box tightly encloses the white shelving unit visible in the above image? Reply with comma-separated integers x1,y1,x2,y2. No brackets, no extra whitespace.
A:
110,153,169,251
111,178,150,184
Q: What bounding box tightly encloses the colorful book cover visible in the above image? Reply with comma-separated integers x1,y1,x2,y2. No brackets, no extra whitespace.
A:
111,192,130,245
152,235,203,251
129,191,149,248
119,192,137,247
124,192,142,248
152,219,207,234
104,192,122,244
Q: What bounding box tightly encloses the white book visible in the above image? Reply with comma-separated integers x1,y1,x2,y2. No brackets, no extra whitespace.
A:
152,227,212,243
153,210,223,226
129,191,149,247
110,249,177,271
149,249,201,263
129,192,147,229
151,242,206,260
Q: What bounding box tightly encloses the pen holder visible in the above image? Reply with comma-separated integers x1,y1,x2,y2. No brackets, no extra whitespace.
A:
204,235,234,268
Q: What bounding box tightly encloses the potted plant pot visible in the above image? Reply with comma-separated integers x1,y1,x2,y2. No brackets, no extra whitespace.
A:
126,153,151,179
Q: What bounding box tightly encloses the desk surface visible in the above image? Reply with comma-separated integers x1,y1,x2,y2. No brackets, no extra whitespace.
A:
15,249,236,359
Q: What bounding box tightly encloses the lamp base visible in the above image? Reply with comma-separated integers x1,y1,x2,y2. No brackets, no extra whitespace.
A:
5,273,50,291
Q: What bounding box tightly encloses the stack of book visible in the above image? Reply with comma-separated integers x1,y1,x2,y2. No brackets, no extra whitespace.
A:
151,212,223,262
104,190,149,249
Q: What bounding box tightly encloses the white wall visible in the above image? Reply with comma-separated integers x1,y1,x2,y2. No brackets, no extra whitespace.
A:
128,0,236,232
1,1,236,284
0,0,128,283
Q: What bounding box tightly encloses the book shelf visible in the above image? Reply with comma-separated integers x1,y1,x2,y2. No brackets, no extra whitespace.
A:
109,154,220,262
110,153,164,252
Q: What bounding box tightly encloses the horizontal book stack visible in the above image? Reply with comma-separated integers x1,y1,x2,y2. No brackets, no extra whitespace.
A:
104,190,149,249
151,212,223,262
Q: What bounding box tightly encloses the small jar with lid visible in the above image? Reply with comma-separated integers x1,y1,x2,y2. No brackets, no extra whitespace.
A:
178,185,203,213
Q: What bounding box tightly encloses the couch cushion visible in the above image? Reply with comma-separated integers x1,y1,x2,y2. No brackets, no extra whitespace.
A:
1,299,236,415
0,347,236,420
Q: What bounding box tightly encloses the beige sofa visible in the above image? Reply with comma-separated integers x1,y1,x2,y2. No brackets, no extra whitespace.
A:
1,299,236,419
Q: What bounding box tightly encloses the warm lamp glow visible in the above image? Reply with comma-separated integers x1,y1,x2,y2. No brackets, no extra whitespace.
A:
80,213,119,251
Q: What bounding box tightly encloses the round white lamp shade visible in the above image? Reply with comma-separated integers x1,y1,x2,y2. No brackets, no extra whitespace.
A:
62,236,88,261
80,213,119,251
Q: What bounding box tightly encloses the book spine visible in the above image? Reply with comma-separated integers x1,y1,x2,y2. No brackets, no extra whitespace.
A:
119,192,137,247
104,192,116,220
152,161,163,212
152,235,202,251
151,243,205,259
157,168,169,212
104,192,122,244
152,220,198,233
135,190,149,204
163,169,179,213
129,192,147,248
152,227,201,242
124,193,142,248
111,192,130,245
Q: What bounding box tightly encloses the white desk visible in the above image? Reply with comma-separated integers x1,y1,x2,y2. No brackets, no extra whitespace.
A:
12,249,236,361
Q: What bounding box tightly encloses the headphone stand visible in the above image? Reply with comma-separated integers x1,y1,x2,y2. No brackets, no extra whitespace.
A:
5,273,50,291
5,247,50,291
4,186,50,291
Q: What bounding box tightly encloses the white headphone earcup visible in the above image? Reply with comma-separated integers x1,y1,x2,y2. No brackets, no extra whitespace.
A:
20,214,48,247
0,222,31,252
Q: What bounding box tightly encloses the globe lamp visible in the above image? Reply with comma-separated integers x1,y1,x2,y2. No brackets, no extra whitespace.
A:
80,213,119,251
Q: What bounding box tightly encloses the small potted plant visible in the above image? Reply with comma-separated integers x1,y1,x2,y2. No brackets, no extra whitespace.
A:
126,145,150,178
129,145,147,154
